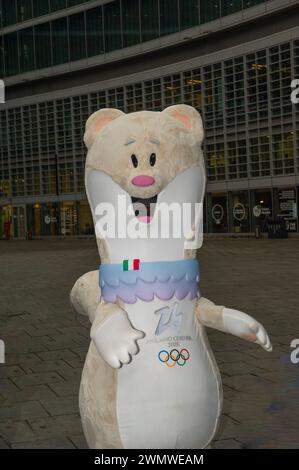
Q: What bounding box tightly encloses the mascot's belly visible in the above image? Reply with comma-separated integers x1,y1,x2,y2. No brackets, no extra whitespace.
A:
117,297,222,449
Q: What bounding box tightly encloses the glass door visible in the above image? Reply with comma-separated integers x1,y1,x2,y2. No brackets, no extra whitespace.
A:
13,205,26,239
60,202,78,236
0,206,12,240
208,193,228,233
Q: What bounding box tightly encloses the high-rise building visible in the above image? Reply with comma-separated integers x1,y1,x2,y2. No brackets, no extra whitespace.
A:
0,0,298,238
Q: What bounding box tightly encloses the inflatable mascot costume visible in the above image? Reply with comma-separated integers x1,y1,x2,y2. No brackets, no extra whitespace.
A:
71,105,272,449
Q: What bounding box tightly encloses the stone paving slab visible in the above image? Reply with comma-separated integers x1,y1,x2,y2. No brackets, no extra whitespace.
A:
0,238,299,449
1,384,57,405
11,436,76,449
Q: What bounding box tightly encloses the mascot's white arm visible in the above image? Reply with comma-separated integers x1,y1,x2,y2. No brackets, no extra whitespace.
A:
196,297,272,352
70,271,144,368
71,272,272,370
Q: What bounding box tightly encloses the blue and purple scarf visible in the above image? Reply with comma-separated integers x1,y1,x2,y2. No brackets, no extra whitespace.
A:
99,259,200,304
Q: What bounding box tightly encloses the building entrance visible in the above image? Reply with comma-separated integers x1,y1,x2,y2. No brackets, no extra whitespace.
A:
13,205,26,239
0,206,12,240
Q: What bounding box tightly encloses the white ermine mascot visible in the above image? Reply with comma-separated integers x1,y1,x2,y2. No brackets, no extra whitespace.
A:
70,105,272,449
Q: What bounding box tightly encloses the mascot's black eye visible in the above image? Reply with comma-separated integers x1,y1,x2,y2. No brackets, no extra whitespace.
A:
150,153,156,167
131,154,138,168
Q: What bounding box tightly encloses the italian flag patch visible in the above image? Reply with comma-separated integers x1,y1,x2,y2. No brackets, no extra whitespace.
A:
123,259,140,271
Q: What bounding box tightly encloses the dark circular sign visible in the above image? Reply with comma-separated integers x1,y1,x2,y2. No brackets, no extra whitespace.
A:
211,204,224,224
233,203,246,221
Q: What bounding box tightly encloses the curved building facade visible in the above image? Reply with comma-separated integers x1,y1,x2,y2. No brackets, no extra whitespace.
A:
0,0,299,238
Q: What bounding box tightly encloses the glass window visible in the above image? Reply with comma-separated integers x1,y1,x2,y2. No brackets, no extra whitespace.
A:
253,190,272,232
18,27,34,73
16,0,32,22
183,69,202,110
104,0,121,53
160,0,179,36
209,193,228,232
200,0,220,23
164,74,182,106
229,191,250,233
67,0,86,6
206,142,225,181
50,0,66,11
35,22,52,69
179,0,199,30
33,0,50,17
275,188,297,232
260,136,270,177
4,32,19,76
69,12,86,62
12,206,26,238
0,37,3,77
122,0,140,48
52,17,69,65
273,132,294,175
86,6,104,57
244,0,264,7
221,1,242,16
0,206,12,240
214,77,223,112
2,0,17,26
249,135,270,177
141,0,159,42
60,201,77,236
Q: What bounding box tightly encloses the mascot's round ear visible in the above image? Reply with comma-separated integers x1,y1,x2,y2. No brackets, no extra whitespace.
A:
162,104,204,144
84,108,125,149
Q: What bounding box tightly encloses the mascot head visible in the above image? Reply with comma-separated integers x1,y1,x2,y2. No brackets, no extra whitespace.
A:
84,105,206,262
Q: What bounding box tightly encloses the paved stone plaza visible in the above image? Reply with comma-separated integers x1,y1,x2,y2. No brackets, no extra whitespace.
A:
0,238,298,449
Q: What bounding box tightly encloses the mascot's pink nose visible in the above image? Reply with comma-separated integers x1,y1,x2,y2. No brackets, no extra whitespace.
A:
132,175,155,186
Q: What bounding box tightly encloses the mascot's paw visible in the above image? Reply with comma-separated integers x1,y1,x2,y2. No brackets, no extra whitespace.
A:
223,308,272,352
91,311,145,368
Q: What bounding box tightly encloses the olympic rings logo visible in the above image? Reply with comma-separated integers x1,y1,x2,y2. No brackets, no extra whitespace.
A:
158,348,190,367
